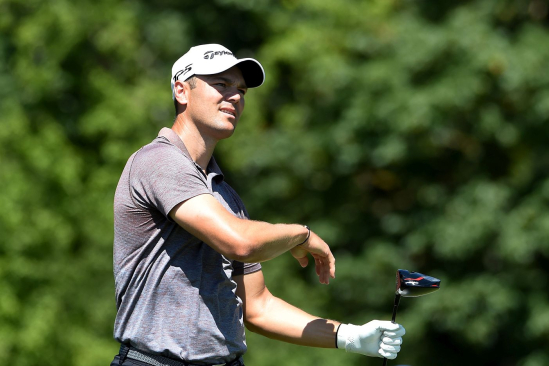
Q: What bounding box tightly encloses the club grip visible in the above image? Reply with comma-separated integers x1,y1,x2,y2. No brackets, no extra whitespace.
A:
382,294,401,366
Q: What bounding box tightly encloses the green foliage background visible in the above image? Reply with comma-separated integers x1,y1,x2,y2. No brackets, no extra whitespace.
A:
1,0,549,365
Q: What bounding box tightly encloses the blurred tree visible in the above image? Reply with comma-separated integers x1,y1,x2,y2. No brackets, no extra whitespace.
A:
1,0,548,365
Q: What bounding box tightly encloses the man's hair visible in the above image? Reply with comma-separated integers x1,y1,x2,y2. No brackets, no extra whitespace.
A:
174,76,198,115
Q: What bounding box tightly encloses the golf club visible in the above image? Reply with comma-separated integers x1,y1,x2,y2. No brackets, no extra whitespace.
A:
382,269,441,366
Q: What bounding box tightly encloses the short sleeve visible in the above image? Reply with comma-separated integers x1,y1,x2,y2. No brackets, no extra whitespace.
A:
232,261,262,276
129,142,211,218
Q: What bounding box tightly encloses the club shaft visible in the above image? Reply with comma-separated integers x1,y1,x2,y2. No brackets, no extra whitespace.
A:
391,294,401,323
382,294,401,366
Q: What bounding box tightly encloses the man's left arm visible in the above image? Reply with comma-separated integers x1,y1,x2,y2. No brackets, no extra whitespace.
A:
234,270,339,348
234,271,406,359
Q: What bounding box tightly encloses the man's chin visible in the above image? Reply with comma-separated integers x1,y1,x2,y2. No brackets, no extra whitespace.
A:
213,125,237,140
218,130,236,140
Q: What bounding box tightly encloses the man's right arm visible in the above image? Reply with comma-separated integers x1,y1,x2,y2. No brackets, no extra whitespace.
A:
169,193,335,284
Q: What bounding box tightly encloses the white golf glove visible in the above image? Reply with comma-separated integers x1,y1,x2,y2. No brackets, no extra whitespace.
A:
337,320,405,359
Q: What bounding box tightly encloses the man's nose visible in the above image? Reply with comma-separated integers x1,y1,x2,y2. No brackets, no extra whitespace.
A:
226,88,242,104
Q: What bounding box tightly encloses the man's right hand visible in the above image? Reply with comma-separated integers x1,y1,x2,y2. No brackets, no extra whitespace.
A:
290,230,336,285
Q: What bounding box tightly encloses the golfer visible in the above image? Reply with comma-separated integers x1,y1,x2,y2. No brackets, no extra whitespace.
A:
111,44,405,366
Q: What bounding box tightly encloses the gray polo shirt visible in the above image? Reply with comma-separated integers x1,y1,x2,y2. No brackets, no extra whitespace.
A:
113,127,261,363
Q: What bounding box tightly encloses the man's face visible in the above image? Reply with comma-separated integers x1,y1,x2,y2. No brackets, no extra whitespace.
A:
184,66,248,141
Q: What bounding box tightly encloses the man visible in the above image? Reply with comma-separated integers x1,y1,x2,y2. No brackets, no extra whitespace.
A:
111,44,405,366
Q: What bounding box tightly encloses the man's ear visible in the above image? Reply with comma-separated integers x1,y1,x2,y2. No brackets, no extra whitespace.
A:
174,80,189,107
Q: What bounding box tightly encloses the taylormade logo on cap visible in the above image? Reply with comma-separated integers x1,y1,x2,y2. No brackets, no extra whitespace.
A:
171,44,265,99
203,50,233,59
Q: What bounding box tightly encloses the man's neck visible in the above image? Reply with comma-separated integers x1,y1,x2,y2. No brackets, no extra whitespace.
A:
171,116,216,173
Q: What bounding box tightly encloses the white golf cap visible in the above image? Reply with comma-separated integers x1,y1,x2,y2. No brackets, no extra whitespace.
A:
171,44,265,99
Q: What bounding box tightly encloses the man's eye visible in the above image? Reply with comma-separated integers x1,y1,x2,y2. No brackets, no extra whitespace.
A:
215,83,226,87
239,89,247,95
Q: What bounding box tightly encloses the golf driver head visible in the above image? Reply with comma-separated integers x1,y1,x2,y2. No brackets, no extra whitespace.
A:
396,269,440,297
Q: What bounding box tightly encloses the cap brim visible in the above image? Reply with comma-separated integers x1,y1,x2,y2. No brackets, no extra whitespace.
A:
235,58,265,88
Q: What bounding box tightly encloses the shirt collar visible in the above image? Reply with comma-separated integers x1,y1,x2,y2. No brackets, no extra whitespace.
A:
157,127,224,179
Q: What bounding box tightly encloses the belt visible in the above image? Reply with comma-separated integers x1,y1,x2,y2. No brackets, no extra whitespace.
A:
120,344,244,366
